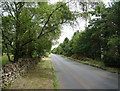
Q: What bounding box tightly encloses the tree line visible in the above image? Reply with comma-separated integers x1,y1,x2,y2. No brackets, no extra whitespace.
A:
2,0,96,63
2,1,76,62
52,1,120,67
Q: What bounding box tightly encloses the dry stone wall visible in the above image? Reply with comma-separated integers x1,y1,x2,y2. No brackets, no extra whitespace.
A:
1,58,39,88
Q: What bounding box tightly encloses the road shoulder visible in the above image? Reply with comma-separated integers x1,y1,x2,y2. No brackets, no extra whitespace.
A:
7,57,58,89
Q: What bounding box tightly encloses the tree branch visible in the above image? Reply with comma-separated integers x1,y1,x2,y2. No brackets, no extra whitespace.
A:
41,20,68,36
3,38,14,63
21,39,34,47
6,2,16,20
20,1,70,47
2,32,14,49
37,2,68,39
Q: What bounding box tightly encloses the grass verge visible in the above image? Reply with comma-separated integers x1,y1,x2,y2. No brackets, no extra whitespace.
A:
60,55,120,75
7,58,58,89
52,63,58,90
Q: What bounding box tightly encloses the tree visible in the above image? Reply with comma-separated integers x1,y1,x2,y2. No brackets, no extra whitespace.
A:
2,2,75,62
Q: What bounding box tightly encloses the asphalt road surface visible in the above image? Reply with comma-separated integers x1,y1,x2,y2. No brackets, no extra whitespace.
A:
51,54,119,89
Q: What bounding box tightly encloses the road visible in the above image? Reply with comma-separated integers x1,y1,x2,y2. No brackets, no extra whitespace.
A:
51,54,119,89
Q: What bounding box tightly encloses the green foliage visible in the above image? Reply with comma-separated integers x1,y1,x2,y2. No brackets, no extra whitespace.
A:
52,1,120,67
52,37,70,56
2,2,75,62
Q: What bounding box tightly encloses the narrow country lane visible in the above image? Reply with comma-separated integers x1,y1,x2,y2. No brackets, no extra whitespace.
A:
51,54,119,89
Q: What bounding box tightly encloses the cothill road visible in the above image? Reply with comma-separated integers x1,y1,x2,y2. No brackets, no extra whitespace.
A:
51,54,119,89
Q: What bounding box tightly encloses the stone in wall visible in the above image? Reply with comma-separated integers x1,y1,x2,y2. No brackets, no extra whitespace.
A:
1,58,39,88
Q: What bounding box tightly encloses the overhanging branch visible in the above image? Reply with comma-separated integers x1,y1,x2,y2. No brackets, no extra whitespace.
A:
20,1,70,47
37,2,70,39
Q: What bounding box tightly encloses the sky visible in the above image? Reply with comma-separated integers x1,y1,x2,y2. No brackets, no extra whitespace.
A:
49,0,111,50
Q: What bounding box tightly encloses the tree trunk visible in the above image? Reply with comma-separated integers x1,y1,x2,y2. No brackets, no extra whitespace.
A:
5,43,14,63
14,48,19,62
14,54,19,62
14,9,20,62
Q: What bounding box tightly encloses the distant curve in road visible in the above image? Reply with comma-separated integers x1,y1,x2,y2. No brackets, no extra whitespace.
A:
51,54,119,89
